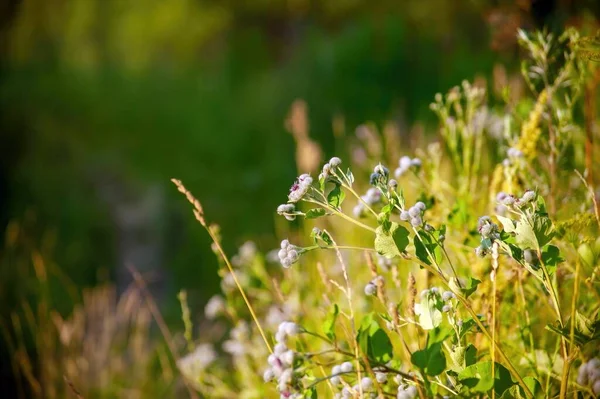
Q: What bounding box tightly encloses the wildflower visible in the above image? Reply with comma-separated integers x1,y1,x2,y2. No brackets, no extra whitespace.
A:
277,203,297,221
408,207,421,218
388,179,398,189
375,372,388,383
410,217,422,227
414,201,426,211
288,174,313,203
376,254,393,271
395,156,422,177
363,187,382,205
442,291,455,301
353,204,366,218
330,375,341,386
364,282,377,296
374,163,389,177
442,305,451,313
340,361,353,373
577,358,600,394
397,384,418,399
400,210,410,221
370,165,389,186
329,157,342,167
204,295,226,319
361,377,373,389
264,368,275,382
274,343,287,355
502,195,516,206
496,192,508,201
278,240,300,268
281,350,295,366
521,190,536,203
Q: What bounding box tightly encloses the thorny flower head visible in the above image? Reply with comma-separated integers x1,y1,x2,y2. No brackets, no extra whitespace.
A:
288,174,313,203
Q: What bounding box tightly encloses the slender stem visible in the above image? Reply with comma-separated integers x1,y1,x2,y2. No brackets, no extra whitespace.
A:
407,255,534,398
305,198,376,233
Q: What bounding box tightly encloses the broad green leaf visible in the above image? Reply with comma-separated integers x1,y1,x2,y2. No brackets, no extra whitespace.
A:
496,215,516,233
541,245,562,275
458,361,515,395
411,342,446,376
461,278,481,298
305,208,327,219
414,231,440,265
501,377,542,399
322,304,339,341
532,213,554,248
449,344,477,373
327,185,345,208
414,293,443,330
357,313,393,363
375,222,409,258
514,219,538,249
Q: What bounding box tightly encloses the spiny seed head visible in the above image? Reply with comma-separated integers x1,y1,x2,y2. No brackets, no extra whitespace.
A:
521,190,536,203
442,291,455,301
364,282,377,296
361,377,373,389
330,376,341,386
281,239,290,249
442,304,451,313
388,179,398,188
374,163,389,176
263,368,275,382
353,204,365,218
332,365,341,375
400,210,410,221
496,192,508,201
408,206,421,218
399,156,412,169
410,217,422,227
415,201,426,211
411,158,422,168
480,224,495,238
329,157,342,167
502,195,516,206
340,361,353,373
376,372,388,383
424,224,434,232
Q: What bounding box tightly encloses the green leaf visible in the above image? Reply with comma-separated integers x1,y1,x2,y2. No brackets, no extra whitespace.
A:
414,293,443,330
346,168,355,185
461,278,481,298
496,215,516,233
532,213,554,248
501,377,542,399
322,304,339,341
305,208,327,219
541,245,562,275
547,312,600,347
374,222,409,258
458,361,515,395
303,387,318,399
327,184,345,209
448,344,477,373
356,313,394,363
414,231,440,265
411,342,446,376
514,219,538,249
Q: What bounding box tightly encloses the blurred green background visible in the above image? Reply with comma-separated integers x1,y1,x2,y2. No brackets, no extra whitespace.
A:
0,0,597,396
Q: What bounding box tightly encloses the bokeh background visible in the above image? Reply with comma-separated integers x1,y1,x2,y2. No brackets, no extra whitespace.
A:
0,0,598,397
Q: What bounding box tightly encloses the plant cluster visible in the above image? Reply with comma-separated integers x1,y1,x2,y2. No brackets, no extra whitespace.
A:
173,28,600,398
